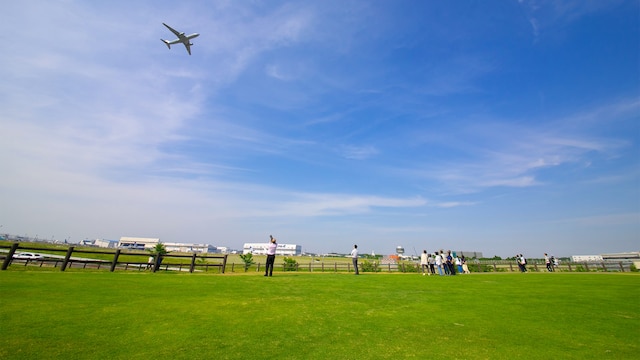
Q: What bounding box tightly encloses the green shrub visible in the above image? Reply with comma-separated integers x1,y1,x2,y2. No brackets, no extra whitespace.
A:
474,264,495,272
360,260,380,273
238,253,254,272
283,257,298,271
397,262,419,273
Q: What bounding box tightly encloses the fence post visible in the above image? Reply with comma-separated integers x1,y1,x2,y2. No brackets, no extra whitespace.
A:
567,263,572,272
619,262,624,272
221,255,227,274
189,253,197,273
61,246,74,271
509,262,513,272
153,255,162,273
493,262,498,272
110,249,121,272
1,242,20,270
584,262,589,272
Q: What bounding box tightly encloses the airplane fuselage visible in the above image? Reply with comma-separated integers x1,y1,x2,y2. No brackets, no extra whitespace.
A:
166,33,199,45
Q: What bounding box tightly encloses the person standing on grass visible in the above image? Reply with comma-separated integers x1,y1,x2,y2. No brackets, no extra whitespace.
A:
351,244,359,275
446,250,456,275
264,235,277,277
544,253,553,272
518,254,527,272
420,250,429,275
461,255,470,274
435,251,444,276
456,255,463,274
516,254,524,272
429,253,436,274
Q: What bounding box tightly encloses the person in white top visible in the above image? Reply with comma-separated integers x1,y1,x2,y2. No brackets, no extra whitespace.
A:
351,245,359,275
435,251,444,276
420,250,429,275
264,235,277,277
455,256,463,274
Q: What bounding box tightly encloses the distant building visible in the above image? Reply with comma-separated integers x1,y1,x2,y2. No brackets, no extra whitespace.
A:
95,239,118,248
243,243,302,256
601,251,640,261
81,238,118,248
164,243,217,253
80,238,117,248
571,255,604,262
118,237,220,253
118,237,160,250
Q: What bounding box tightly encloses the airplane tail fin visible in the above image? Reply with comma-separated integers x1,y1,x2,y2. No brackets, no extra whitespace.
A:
161,39,171,49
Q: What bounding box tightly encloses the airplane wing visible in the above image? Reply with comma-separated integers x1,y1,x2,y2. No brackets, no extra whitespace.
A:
184,42,192,55
162,23,182,38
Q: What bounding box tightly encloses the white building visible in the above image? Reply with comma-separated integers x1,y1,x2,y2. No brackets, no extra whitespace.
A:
601,251,640,261
164,243,217,253
81,239,118,248
95,239,118,248
118,237,160,250
118,237,222,253
243,243,302,256
571,255,604,262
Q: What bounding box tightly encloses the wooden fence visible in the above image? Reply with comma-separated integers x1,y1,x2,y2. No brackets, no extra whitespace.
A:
0,242,227,273
1,242,635,274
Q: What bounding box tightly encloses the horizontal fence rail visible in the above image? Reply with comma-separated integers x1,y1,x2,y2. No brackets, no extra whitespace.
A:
224,259,635,273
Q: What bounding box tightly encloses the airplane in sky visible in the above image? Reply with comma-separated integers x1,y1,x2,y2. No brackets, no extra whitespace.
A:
161,23,200,55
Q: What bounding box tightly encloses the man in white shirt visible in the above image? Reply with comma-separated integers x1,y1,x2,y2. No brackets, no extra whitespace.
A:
265,235,277,277
351,245,359,275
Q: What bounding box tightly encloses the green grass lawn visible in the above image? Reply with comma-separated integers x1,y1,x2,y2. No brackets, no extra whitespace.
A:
0,271,637,359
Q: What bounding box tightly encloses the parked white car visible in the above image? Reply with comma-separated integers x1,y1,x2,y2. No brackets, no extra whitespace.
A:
13,252,45,260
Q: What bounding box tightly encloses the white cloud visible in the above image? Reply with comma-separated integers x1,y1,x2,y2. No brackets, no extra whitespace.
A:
338,145,379,160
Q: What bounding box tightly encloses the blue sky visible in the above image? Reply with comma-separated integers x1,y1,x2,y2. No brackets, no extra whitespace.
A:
1,0,638,258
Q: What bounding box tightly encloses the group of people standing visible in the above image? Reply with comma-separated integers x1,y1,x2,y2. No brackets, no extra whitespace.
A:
264,236,556,276
420,250,470,276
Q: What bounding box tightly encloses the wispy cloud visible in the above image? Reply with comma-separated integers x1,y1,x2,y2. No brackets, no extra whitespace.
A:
402,99,635,193
338,145,379,160
518,0,626,40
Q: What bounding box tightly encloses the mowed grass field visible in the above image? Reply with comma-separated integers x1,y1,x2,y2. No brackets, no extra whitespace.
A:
0,271,638,359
